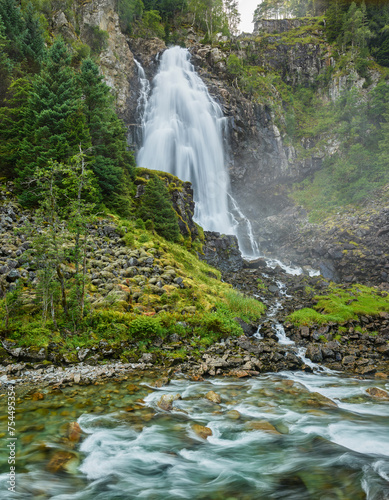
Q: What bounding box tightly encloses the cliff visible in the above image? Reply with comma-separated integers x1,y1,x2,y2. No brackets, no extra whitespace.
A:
46,4,389,286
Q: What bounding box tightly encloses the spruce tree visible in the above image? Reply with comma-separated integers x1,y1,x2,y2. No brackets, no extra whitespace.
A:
0,13,12,105
22,2,45,70
0,0,25,61
16,39,90,204
0,77,32,177
139,176,180,242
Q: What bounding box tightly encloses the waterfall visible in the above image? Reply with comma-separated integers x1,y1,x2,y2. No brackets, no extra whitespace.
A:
134,59,151,121
132,59,151,147
137,46,235,234
228,193,260,258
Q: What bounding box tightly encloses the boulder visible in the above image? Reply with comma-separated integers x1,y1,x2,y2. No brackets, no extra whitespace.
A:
366,387,389,400
205,391,221,403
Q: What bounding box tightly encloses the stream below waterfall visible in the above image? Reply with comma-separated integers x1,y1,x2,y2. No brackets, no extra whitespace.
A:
1,276,389,498
1,370,388,499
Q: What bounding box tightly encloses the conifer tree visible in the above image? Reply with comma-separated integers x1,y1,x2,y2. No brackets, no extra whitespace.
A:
0,0,25,60
0,77,32,177
139,176,180,242
22,2,45,69
0,13,12,104
79,57,134,200
16,39,90,204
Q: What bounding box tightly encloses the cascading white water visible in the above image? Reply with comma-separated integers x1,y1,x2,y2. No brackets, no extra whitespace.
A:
228,193,260,257
134,59,150,119
137,46,234,234
132,59,151,147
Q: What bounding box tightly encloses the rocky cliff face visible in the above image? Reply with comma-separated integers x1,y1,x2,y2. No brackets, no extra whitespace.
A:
253,17,314,36
274,198,389,285
199,232,243,273
188,38,327,234
51,0,137,119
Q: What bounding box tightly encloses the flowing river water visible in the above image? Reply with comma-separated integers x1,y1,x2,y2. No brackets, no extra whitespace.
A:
0,369,389,499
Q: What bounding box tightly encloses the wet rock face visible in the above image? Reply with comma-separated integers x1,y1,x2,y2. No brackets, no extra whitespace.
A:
128,38,166,77
199,232,243,273
271,203,389,285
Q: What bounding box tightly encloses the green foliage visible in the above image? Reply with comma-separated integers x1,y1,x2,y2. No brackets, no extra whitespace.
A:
217,290,265,322
16,39,89,204
138,233,150,243
0,0,45,70
139,176,181,242
291,81,389,218
118,0,144,34
0,76,32,177
227,53,244,76
135,218,146,229
287,284,389,326
193,311,242,337
143,0,186,21
80,57,135,207
143,10,164,37
325,0,389,68
84,24,108,54
129,316,164,338
0,30,134,210
254,0,318,20
325,0,348,43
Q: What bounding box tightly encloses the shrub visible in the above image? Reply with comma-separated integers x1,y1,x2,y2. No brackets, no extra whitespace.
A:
135,218,145,229
129,316,163,339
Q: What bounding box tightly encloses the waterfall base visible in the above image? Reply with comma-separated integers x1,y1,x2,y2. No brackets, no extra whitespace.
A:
199,231,243,273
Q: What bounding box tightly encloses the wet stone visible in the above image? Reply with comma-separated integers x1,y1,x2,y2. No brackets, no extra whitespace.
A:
205,391,222,404
192,423,213,439
366,387,389,400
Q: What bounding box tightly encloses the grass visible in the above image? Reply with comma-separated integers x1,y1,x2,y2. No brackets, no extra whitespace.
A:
287,284,389,326
216,290,265,322
2,214,265,350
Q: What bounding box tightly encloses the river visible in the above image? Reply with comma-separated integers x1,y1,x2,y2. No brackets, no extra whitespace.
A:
1,369,388,499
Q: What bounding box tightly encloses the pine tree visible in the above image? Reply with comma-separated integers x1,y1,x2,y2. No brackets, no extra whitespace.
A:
325,0,348,43
0,0,26,61
0,13,12,105
139,176,180,242
16,39,90,204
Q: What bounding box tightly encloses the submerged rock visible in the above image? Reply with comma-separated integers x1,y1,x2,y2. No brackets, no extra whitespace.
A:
245,421,281,434
46,451,79,474
366,387,389,400
67,422,82,444
157,394,180,411
192,423,213,439
205,391,222,404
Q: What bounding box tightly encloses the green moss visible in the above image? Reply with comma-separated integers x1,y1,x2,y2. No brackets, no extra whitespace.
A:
287,284,389,326
3,212,265,350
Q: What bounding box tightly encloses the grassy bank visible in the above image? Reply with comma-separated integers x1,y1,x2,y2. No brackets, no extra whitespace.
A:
287,284,389,327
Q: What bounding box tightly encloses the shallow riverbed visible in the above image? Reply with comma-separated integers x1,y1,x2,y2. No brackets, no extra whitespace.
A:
0,371,388,499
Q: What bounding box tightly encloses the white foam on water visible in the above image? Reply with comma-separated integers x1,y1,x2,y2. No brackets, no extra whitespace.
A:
137,46,233,234
326,422,389,457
